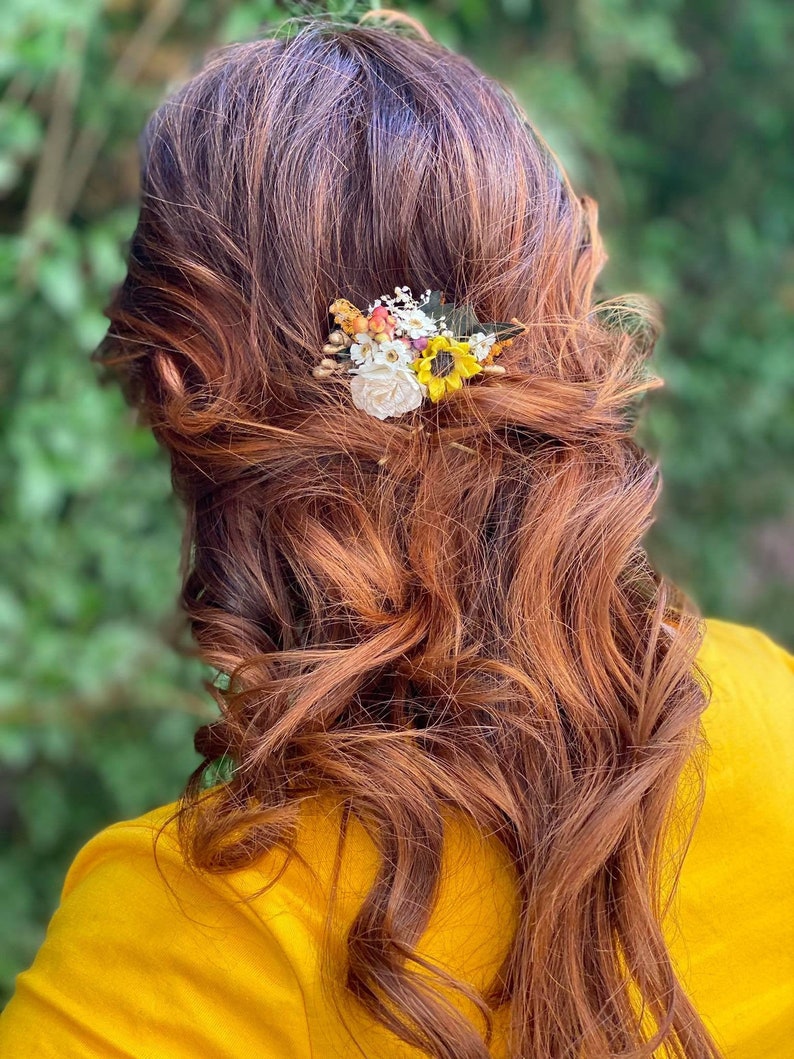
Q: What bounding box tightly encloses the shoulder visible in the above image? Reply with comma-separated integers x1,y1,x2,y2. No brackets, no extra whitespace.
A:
695,616,794,790
687,615,794,883
0,801,313,1057
670,617,794,1055
698,614,794,693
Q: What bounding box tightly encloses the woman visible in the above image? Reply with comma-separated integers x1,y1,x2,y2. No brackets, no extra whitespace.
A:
1,15,791,1059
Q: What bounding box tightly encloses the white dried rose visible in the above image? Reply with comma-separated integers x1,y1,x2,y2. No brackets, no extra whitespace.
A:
469,331,497,361
349,363,426,420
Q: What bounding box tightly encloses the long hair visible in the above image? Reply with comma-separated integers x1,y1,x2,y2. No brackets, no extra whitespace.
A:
96,16,719,1059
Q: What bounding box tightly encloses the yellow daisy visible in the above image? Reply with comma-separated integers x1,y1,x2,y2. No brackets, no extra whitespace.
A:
412,335,483,402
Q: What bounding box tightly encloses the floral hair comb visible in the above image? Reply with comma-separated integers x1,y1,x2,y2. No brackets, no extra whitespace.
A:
313,288,526,420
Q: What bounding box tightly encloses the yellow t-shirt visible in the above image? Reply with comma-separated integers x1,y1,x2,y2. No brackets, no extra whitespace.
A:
1,617,792,1057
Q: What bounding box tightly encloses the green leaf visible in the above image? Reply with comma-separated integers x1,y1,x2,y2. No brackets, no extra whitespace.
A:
418,290,444,316
481,321,526,341
440,303,482,336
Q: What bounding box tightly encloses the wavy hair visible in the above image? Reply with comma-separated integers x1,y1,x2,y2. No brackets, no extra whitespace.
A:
96,15,720,1059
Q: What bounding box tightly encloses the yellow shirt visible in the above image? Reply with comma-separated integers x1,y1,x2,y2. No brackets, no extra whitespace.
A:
1,617,792,1057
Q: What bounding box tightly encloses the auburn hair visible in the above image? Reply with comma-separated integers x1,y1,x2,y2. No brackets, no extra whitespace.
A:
96,15,721,1059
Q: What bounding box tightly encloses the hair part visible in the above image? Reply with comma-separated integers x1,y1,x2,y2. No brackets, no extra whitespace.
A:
97,15,720,1059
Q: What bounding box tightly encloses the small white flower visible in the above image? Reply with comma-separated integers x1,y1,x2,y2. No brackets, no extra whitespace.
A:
391,286,416,307
350,332,377,364
349,362,426,420
395,307,438,340
368,339,414,368
469,331,497,362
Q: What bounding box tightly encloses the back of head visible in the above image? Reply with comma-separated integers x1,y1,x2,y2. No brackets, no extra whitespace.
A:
97,15,719,1059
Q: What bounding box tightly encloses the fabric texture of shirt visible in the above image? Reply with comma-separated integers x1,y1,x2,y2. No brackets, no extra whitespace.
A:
0,616,792,1057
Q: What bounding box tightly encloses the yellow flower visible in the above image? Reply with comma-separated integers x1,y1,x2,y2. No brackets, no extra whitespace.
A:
329,299,365,337
412,335,483,402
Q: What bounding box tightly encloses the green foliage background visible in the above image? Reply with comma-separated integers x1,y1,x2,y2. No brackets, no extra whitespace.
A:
1,0,792,1001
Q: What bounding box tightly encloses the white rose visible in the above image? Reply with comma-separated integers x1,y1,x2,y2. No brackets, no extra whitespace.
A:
349,363,426,420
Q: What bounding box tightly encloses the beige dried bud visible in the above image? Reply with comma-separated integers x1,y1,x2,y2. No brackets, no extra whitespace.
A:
327,330,351,348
